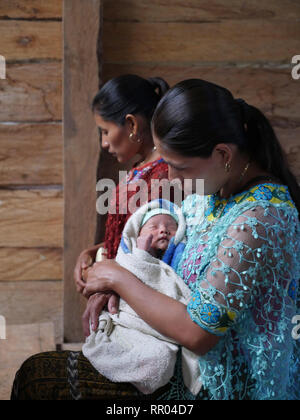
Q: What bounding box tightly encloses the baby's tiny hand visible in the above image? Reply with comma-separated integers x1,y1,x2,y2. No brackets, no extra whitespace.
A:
137,234,153,252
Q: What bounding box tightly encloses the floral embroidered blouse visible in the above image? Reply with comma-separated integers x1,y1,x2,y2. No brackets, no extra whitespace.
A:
162,183,300,400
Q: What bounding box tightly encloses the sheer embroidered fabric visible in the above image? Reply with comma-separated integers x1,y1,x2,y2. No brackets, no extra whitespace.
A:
162,184,300,400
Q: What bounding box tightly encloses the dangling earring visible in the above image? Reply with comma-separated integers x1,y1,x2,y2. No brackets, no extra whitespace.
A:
225,162,232,173
129,133,142,144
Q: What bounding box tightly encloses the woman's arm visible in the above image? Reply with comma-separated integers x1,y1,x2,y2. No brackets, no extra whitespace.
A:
83,261,220,356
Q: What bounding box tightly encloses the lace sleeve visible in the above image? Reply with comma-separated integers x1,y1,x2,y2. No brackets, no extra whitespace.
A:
187,204,299,336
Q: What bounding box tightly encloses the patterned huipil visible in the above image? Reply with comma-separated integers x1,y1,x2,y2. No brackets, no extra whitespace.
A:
161,183,300,400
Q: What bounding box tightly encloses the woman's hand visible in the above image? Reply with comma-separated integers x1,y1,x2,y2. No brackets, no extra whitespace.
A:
74,244,102,293
83,260,125,298
82,292,120,337
81,260,123,336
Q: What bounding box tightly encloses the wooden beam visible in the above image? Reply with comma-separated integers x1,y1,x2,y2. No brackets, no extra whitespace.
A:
103,65,300,125
0,21,62,61
103,0,300,22
0,0,62,19
0,62,62,123
0,247,62,282
0,123,62,185
0,189,63,248
103,20,300,64
64,0,102,343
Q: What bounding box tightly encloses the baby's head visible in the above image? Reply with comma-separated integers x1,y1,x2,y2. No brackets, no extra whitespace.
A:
138,209,179,257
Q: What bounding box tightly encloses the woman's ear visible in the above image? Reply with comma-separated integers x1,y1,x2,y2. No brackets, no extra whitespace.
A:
125,114,139,134
212,143,234,167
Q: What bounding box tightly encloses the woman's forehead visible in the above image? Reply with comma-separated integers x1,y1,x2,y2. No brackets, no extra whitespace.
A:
153,138,188,164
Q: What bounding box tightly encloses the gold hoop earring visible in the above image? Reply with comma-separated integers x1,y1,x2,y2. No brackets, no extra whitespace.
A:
129,133,142,144
225,162,232,173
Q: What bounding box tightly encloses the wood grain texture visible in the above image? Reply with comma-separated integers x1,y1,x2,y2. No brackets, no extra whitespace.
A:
0,123,62,185
0,62,62,122
0,189,63,248
0,247,62,282
0,20,62,61
104,0,300,22
103,65,300,125
64,0,102,342
0,281,63,343
0,0,62,19
103,21,300,64
276,127,300,182
0,322,56,400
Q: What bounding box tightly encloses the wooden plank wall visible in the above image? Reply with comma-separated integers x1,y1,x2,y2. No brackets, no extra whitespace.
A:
102,0,300,182
0,0,63,342
1,0,300,344
63,0,102,343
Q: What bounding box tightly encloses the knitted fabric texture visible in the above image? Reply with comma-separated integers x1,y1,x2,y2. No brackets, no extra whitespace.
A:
163,183,300,400
83,200,201,395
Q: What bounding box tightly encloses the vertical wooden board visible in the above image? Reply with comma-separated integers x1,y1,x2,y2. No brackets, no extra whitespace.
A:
64,0,102,342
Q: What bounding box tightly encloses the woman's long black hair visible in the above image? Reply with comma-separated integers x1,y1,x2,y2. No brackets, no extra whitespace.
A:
152,79,300,218
92,74,169,125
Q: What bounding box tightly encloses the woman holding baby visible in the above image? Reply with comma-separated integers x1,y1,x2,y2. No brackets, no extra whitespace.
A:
12,79,300,400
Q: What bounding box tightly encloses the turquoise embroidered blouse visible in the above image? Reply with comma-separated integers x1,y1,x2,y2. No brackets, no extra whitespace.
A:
162,183,300,400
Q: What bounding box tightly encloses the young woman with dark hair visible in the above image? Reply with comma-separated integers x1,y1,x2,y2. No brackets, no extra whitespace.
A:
74,75,170,298
11,79,300,400
79,79,300,400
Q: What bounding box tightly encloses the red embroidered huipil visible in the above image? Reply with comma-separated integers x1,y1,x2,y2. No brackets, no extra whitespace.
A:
104,159,170,259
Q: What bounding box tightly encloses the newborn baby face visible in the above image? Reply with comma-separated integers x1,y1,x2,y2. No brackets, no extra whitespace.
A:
139,214,178,255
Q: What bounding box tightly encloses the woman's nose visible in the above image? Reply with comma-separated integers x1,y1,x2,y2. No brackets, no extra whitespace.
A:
102,139,109,149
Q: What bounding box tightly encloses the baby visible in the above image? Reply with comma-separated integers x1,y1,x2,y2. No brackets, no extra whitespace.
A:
82,200,201,396
137,208,179,259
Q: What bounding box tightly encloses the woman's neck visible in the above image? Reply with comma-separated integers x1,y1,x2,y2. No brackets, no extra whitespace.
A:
219,160,273,199
137,142,160,167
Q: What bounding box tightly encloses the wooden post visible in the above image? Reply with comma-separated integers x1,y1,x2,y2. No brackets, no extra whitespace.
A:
63,0,103,343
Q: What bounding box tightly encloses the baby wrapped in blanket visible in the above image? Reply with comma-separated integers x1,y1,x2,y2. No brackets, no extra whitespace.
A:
82,199,201,395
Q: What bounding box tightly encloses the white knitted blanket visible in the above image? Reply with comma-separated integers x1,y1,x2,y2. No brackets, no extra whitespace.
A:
82,200,202,395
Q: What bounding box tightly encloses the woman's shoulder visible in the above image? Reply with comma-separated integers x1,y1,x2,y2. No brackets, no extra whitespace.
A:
208,182,298,223
128,158,168,184
215,183,300,248
149,158,168,176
